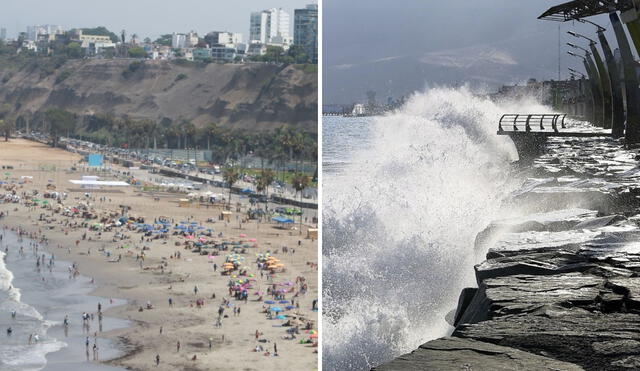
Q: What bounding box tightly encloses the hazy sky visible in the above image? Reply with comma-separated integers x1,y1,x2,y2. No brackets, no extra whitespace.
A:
0,0,314,40
324,0,621,104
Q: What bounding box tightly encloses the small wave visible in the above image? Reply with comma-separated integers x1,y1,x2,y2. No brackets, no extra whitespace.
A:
0,251,21,302
0,340,67,371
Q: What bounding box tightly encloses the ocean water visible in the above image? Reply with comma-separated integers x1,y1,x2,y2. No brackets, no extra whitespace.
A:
0,229,129,371
322,86,552,370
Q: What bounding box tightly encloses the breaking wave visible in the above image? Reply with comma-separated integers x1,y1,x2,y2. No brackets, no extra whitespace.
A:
322,86,551,370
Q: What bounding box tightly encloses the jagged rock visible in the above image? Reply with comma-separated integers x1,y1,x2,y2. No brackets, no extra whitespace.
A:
475,252,593,284
371,337,583,371
573,215,625,230
455,309,640,370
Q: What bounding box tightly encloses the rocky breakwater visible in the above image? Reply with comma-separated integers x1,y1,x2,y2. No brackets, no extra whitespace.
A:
374,123,640,370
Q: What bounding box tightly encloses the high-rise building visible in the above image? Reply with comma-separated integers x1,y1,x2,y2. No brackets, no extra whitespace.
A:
26,25,63,41
0,28,6,41
171,33,187,49
294,4,318,63
249,8,290,48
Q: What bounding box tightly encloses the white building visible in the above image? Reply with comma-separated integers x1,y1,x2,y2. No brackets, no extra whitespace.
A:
0,28,6,41
77,33,113,48
171,33,186,49
249,8,290,50
186,31,199,48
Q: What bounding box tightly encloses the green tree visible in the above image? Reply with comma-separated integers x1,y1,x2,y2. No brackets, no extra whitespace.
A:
65,42,83,59
287,45,310,64
256,169,275,211
222,167,240,206
154,34,173,46
290,173,310,234
45,108,75,148
0,104,13,141
0,120,13,141
128,46,147,58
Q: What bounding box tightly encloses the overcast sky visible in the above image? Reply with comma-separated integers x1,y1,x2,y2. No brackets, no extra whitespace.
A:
324,0,622,104
0,0,314,40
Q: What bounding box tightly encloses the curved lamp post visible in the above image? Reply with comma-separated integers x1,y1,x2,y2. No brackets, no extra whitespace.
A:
577,19,624,135
568,31,611,129
567,49,604,127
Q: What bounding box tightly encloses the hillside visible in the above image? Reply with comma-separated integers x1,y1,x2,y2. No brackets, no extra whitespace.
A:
0,59,317,133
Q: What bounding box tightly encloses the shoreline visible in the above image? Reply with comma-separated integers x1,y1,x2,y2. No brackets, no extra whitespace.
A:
0,227,130,371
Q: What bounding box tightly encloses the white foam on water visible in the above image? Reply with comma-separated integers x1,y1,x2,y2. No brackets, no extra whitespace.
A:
0,340,67,371
322,86,552,370
0,251,22,303
0,237,66,371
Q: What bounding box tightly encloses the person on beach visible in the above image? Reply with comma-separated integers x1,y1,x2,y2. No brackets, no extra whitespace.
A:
6,327,11,335
155,354,160,366
177,340,180,352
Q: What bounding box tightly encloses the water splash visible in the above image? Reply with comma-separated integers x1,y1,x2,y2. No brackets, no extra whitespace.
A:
322,86,551,370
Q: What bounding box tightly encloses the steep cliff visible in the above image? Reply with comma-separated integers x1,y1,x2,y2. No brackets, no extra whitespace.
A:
0,59,317,133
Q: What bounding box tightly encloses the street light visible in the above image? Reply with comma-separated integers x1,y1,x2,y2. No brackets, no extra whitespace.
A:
567,51,586,60
567,42,590,54
568,67,586,78
576,18,606,32
567,31,597,44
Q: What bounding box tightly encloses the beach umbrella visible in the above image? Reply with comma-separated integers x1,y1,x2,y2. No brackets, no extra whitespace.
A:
208,255,215,260
276,315,286,320
249,238,257,242
310,334,318,339
239,233,247,238
279,300,289,304
180,221,188,224
271,307,283,312
264,300,276,304
285,305,295,310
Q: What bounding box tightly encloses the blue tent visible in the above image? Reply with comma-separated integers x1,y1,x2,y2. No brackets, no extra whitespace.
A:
272,216,294,224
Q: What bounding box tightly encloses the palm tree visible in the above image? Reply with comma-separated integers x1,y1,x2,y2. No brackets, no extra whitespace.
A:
222,167,240,207
290,173,310,235
256,169,275,211
0,119,12,141
205,123,219,151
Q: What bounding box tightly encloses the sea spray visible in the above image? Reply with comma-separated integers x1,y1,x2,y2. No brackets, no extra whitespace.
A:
322,86,551,370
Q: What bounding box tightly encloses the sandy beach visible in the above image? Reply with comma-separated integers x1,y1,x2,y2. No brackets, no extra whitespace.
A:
0,138,319,371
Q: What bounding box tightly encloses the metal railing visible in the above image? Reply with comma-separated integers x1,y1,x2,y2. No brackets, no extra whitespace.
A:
498,114,566,133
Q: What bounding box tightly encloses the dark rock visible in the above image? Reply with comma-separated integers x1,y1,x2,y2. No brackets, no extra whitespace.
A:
371,337,583,371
